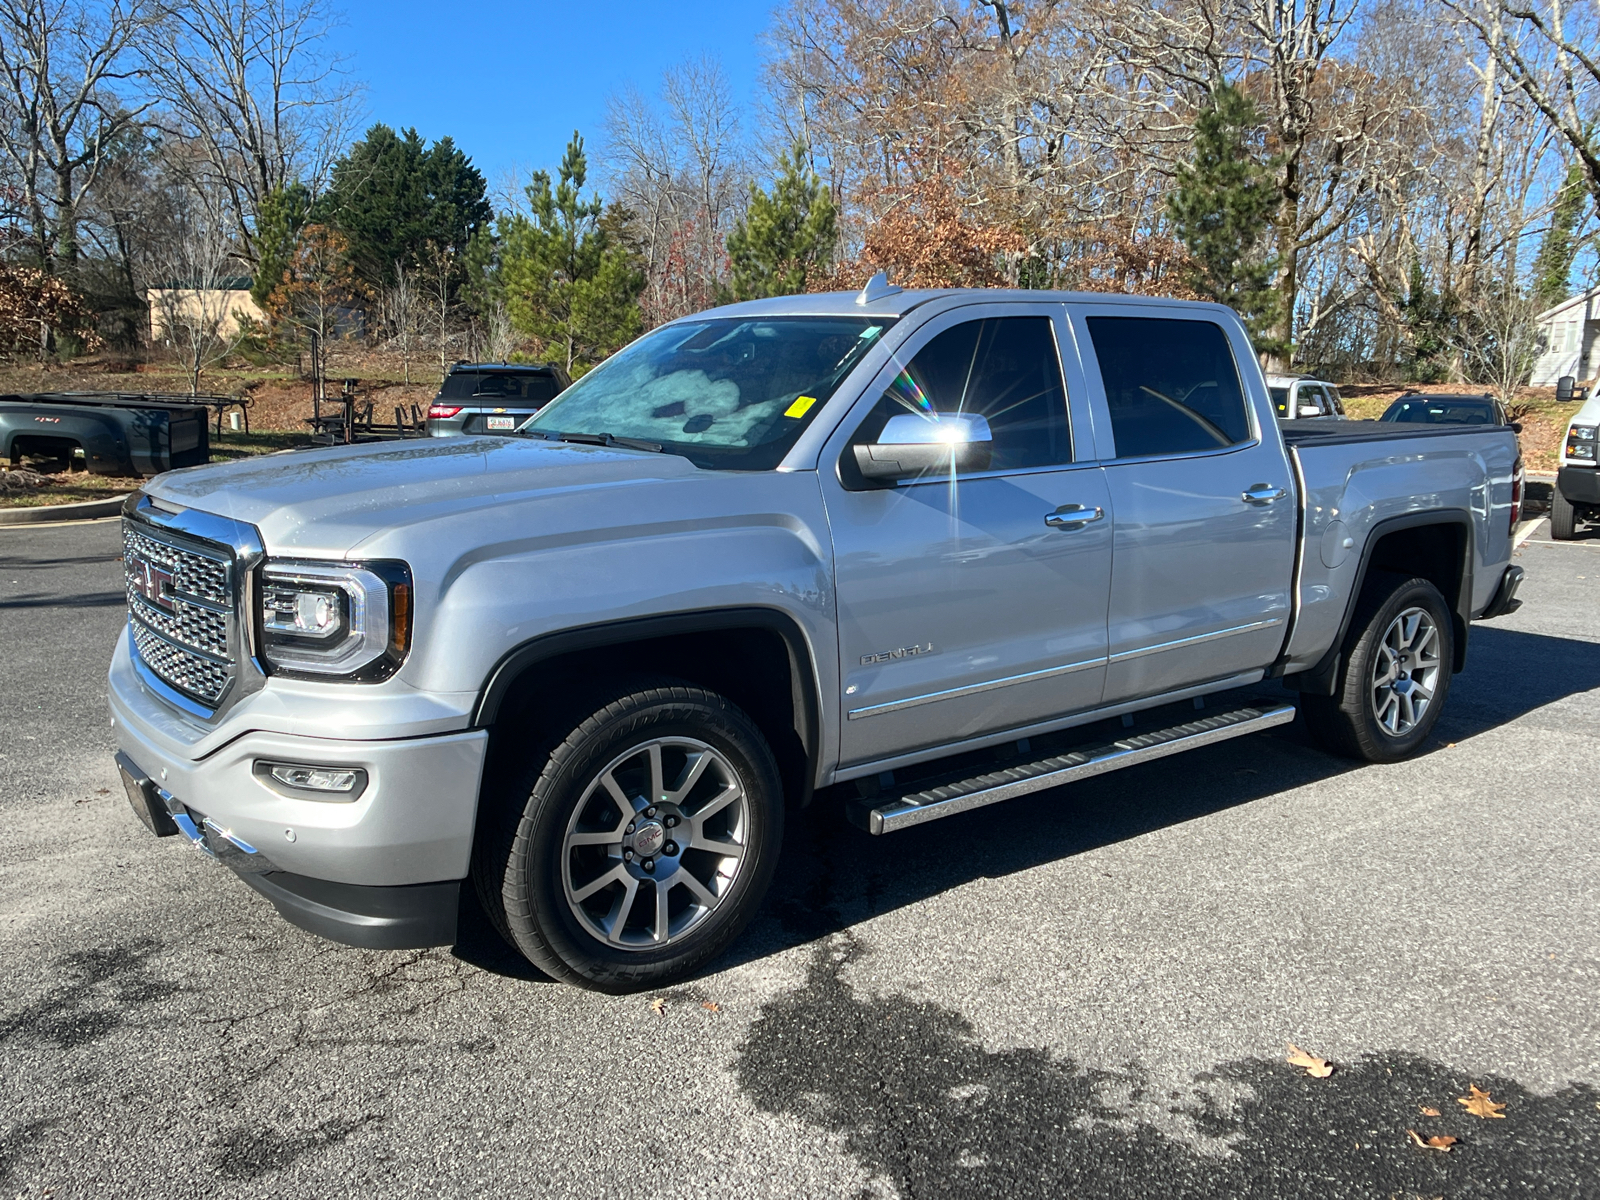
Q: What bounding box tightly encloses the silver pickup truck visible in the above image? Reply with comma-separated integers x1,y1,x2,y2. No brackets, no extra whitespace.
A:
110,282,1526,991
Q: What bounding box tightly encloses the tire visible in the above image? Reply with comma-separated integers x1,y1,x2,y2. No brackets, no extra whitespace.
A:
1301,573,1454,763
1550,485,1577,540
472,676,784,992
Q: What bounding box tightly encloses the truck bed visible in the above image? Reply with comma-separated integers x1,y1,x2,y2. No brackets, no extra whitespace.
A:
1278,418,1511,445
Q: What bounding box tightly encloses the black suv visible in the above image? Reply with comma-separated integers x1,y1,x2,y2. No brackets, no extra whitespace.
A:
426,363,570,437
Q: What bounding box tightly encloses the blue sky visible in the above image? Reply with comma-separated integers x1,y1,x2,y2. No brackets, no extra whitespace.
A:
339,0,769,194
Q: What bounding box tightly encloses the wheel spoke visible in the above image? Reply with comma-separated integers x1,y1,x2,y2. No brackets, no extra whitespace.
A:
647,743,665,807
678,870,718,910
572,863,626,903
598,770,636,819
1375,688,1399,731
653,879,671,943
665,750,713,805
567,829,621,847
1399,612,1421,649
605,877,639,942
691,782,742,825
691,833,744,860
1398,688,1416,729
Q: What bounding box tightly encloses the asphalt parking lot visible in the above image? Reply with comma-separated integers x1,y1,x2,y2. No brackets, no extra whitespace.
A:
1,516,1597,1199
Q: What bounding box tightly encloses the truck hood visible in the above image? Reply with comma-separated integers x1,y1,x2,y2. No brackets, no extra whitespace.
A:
146,436,704,556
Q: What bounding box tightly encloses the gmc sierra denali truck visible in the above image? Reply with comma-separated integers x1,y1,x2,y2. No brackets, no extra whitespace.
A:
110,280,1526,992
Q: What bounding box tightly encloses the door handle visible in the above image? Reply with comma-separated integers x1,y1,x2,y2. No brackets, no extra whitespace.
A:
1045,503,1105,529
1241,483,1287,504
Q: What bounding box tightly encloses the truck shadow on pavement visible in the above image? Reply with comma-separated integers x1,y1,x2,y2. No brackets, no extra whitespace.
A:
733,933,1600,1200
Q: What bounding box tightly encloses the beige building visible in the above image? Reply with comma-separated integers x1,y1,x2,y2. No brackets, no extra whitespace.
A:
145,277,266,342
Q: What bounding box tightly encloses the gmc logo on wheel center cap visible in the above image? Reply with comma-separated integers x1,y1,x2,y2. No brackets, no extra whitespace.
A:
128,554,176,613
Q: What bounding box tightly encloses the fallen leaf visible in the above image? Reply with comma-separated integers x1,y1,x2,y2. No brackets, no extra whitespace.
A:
1458,1085,1506,1119
1407,1129,1457,1152
1286,1043,1334,1078
701,1001,721,1013
1419,1106,1441,1117
649,998,667,1017
95,788,109,795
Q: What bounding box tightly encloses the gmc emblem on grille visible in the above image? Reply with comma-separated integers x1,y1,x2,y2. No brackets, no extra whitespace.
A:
129,554,176,612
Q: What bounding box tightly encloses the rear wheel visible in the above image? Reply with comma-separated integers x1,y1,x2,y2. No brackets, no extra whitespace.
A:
1550,485,1578,540
473,678,783,992
1302,573,1454,763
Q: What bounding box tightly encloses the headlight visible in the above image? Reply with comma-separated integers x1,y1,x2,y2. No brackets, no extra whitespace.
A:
257,560,412,680
1566,425,1597,461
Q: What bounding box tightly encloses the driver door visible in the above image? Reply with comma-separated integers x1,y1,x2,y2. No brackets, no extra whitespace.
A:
819,305,1114,770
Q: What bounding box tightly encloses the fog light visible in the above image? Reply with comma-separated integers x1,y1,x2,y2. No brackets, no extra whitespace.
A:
254,760,368,800
272,764,357,791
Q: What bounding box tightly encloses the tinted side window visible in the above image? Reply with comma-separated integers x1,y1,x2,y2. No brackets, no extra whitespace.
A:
851,316,1072,473
1087,317,1251,458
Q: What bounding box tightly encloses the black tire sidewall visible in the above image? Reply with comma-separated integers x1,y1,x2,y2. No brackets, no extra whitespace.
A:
1343,577,1453,760
508,687,783,991
1550,487,1577,540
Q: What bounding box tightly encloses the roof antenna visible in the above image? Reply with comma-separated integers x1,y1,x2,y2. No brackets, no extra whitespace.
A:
856,270,902,306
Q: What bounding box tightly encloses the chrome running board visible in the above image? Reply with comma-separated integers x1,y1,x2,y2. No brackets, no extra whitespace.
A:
848,703,1297,835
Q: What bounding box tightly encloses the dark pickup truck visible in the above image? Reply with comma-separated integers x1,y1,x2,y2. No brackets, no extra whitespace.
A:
1,393,211,476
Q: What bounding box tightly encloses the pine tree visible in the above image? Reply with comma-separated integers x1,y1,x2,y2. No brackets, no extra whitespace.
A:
501,132,644,374
321,124,493,293
1167,83,1282,352
250,182,311,312
726,144,837,300
1531,161,1588,310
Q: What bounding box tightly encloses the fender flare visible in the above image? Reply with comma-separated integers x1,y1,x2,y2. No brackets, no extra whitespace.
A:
1285,508,1474,695
470,605,823,799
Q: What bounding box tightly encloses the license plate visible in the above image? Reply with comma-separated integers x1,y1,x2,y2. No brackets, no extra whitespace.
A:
117,753,177,837
486,416,516,430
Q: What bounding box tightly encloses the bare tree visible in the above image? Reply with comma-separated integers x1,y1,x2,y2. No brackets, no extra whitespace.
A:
420,239,456,373
1440,0,1600,206
141,0,360,261
603,54,746,323
379,259,417,382
147,186,245,394
0,0,156,278
1465,283,1544,405
482,299,515,362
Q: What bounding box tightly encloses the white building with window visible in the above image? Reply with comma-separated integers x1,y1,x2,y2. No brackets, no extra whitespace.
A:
1530,288,1598,386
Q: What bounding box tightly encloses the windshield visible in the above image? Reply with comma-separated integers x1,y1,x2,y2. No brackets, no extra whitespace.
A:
1383,398,1495,425
1269,386,1290,416
522,316,893,469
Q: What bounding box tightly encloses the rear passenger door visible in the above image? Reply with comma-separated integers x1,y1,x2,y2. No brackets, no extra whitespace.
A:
1068,305,1296,704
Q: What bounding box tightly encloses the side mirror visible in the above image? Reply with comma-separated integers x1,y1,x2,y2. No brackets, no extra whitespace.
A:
854,412,993,481
1298,404,1322,418
1557,375,1581,402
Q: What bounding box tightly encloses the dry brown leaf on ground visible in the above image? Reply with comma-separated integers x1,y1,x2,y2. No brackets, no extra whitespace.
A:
1407,1129,1458,1151
1419,1106,1441,1117
1459,1085,1507,1118
701,1001,721,1013
1286,1043,1334,1077
649,998,667,1017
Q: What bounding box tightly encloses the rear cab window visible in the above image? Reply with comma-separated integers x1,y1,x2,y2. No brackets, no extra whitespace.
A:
1085,316,1252,458
439,372,563,404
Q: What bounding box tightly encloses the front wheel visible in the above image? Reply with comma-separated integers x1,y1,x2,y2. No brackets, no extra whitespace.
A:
473,678,784,992
1550,485,1577,540
1302,573,1454,763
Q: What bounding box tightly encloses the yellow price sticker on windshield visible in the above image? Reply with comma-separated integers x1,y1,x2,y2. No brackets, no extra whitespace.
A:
784,395,818,419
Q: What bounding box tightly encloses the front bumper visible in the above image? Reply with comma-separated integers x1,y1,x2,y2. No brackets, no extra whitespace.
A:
1557,465,1600,507
110,628,489,887
116,750,462,948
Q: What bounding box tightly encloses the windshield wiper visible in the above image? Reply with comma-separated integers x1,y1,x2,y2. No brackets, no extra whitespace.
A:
555,431,664,453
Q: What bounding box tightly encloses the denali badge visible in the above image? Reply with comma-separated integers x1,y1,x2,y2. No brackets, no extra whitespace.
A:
128,554,176,613
861,643,933,666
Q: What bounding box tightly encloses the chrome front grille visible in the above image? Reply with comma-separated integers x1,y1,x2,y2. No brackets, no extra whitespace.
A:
123,518,237,708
